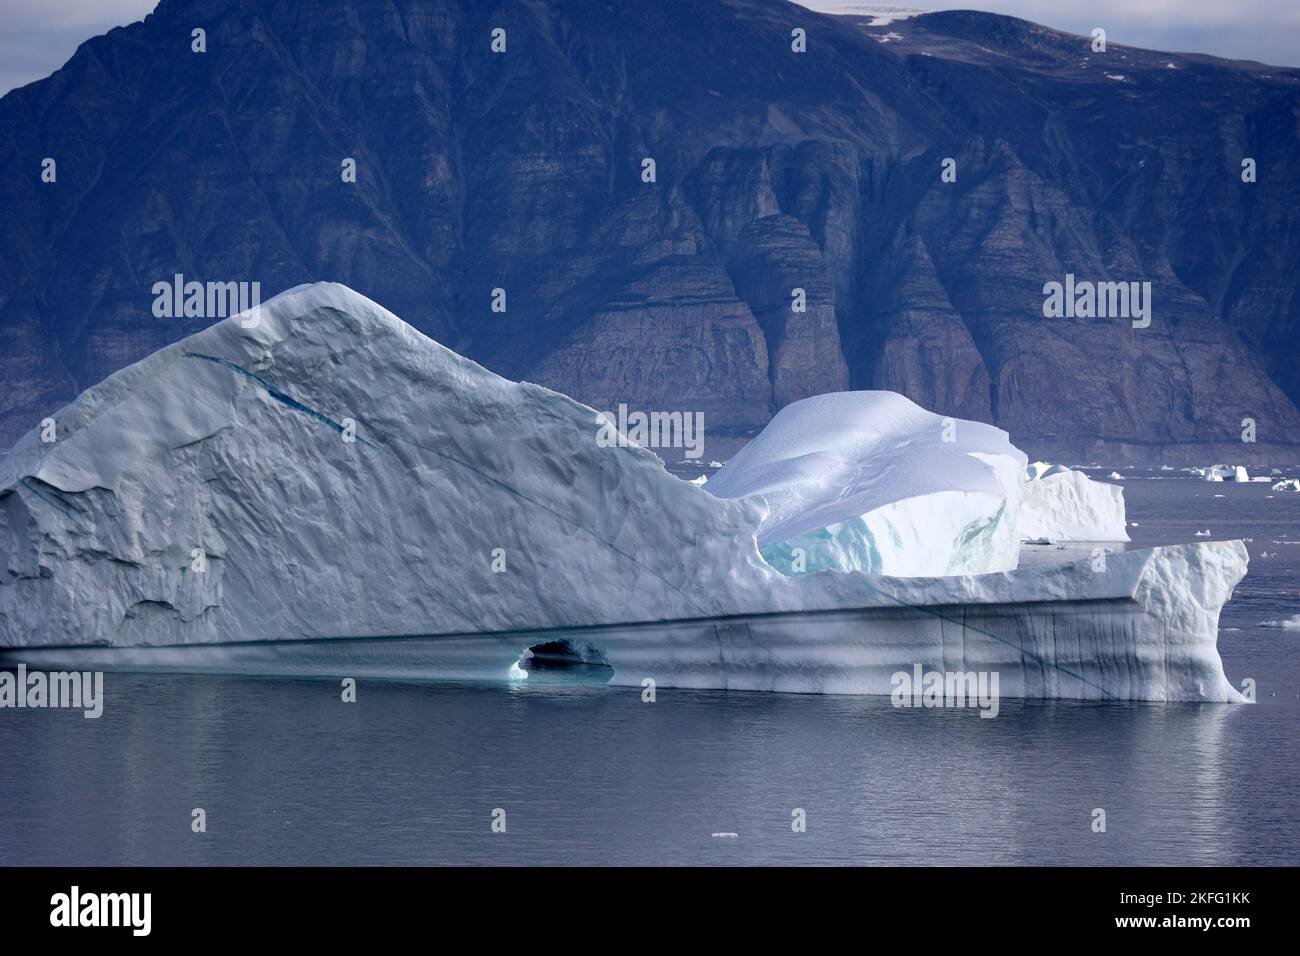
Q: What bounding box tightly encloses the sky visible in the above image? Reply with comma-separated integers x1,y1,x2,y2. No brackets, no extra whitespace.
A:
0,0,157,96
1,0,1297,96
801,2,1300,67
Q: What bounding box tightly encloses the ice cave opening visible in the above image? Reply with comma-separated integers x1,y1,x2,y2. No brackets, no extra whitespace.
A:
510,639,614,685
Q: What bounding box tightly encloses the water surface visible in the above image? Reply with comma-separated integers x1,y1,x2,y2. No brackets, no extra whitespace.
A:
1,474,1296,865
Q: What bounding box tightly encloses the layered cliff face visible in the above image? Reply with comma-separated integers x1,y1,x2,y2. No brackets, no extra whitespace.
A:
1,0,1298,462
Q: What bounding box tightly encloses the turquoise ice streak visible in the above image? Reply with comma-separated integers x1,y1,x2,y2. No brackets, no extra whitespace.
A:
184,352,376,447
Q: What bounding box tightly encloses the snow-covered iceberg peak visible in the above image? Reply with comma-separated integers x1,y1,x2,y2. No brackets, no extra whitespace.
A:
0,282,787,647
705,392,1027,576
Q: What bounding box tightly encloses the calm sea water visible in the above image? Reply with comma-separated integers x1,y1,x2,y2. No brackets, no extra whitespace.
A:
1,473,1297,866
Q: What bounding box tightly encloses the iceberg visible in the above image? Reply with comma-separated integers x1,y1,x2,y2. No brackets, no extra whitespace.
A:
1018,463,1130,543
704,392,1027,576
1259,614,1300,629
0,284,1246,702
1203,464,1250,482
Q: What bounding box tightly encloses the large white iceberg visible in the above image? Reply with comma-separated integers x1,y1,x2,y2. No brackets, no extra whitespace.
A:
1018,462,1130,542
0,284,1246,702
705,392,1026,576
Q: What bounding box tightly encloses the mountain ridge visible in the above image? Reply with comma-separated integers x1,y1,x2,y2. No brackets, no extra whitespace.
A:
2,0,1297,463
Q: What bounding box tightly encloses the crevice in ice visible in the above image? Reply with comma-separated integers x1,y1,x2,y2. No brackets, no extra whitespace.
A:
126,598,177,614
184,352,377,446
19,478,85,522
712,623,732,689
81,547,142,568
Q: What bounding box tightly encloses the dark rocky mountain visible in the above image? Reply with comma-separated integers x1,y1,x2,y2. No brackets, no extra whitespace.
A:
2,0,1298,463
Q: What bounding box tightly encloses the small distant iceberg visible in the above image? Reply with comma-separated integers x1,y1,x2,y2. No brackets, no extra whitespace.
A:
1202,464,1250,482
1272,479,1300,492
1259,615,1300,629
0,283,1247,702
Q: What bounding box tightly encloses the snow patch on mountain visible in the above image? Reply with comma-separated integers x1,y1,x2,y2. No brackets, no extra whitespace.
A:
792,3,922,25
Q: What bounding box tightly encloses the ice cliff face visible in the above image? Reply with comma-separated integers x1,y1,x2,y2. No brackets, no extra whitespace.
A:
705,392,1026,576
1018,463,1130,542
0,284,794,647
